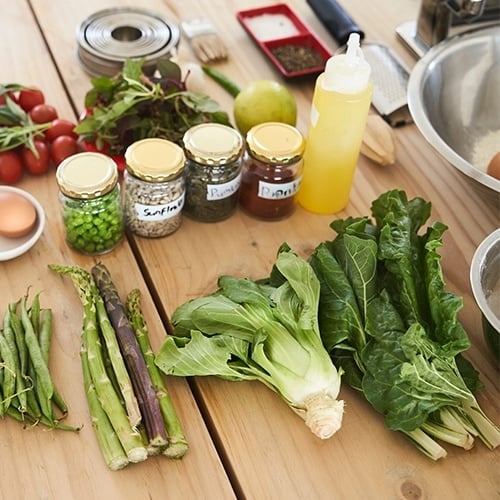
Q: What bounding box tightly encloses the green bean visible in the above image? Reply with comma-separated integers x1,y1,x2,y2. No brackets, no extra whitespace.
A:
37,308,68,417
8,304,27,377
0,333,16,411
20,296,54,420
29,292,41,338
24,365,42,419
6,406,78,431
0,382,4,416
38,308,52,365
3,308,27,412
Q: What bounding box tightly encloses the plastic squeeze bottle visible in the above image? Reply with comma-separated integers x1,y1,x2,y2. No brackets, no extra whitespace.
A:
297,33,372,214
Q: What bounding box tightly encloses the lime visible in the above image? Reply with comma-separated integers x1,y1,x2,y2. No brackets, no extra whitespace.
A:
233,80,297,136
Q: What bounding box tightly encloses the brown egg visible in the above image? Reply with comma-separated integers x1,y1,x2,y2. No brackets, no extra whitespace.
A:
486,152,500,180
0,191,37,238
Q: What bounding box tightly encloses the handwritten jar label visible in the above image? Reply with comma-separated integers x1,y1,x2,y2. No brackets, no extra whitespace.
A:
258,177,301,200
134,193,185,221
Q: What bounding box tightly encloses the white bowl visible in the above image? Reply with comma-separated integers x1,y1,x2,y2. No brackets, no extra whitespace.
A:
0,186,46,261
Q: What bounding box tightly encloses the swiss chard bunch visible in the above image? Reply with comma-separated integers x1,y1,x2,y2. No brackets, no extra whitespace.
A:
310,189,500,460
75,58,231,155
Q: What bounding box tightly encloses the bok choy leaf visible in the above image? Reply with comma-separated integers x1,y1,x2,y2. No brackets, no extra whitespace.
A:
155,249,344,439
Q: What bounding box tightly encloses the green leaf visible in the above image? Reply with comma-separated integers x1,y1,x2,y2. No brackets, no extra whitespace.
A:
310,243,365,353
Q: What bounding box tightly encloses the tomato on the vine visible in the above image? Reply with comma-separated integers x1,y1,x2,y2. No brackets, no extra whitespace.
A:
45,118,78,142
29,103,58,124
21,139,50,175
51,135,79,166
18,88,45,111
0,150,24,184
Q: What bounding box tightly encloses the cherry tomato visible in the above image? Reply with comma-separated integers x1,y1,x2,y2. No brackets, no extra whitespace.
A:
29,103,58,124
45,118,78,142
80,139,109,153
51,135,79,166
0,150,24,184
0,92,18,106
18,88,45,111
21,139,50,175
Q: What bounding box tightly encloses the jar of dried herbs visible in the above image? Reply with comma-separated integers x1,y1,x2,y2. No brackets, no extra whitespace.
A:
124,138,185,238
56,152,124,255
182,123,244,222
239,122,305,220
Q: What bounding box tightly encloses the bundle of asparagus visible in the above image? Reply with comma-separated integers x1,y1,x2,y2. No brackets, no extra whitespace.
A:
50,263,188,471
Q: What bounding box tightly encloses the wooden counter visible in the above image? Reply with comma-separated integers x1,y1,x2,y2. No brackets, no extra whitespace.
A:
1,0,499,499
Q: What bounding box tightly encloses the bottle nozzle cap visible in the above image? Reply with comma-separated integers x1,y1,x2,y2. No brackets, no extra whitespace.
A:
322,32,371,94
346,33,361,60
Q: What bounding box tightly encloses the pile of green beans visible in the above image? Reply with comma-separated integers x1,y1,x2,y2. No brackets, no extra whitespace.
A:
0,292,77,430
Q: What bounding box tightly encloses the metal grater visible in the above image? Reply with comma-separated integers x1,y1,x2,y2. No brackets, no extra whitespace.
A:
362,43,413,127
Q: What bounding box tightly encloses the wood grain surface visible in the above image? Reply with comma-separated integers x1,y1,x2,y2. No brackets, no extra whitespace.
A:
1,0,498,499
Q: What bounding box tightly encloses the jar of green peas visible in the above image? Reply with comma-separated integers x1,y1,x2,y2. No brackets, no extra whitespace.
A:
56,152,124,255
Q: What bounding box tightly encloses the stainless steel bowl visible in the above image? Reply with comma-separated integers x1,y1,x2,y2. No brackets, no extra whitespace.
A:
408,25,500,199
470,228,500,362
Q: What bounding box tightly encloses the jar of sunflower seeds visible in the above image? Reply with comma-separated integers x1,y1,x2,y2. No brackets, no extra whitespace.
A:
124,138,186,238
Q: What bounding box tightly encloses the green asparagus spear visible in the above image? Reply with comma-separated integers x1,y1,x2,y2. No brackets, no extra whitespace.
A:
126,288,189,458
93,289,142,428
80,344,129,470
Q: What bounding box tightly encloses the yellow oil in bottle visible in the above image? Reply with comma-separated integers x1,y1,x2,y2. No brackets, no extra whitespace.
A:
297,80,372,214
297,33,373,215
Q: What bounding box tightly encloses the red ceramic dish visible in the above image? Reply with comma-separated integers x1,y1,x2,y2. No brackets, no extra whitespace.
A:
236,3,332,78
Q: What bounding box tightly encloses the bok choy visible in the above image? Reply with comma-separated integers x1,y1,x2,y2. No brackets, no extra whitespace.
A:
155,249,344,439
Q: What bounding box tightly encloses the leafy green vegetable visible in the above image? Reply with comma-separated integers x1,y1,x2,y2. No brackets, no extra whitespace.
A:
0,89,49,154
155,249,344,439
311,189,500,459
75,58,232,155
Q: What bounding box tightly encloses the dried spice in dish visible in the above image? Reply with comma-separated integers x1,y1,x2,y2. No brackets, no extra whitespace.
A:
271,44,325,73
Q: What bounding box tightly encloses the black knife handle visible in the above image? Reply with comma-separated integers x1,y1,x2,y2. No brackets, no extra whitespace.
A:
306,0,365,46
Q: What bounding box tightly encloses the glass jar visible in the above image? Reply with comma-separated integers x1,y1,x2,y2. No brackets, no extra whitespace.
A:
56,152,124,255
124,138,185,238
239,122,305,220
182,123,244,222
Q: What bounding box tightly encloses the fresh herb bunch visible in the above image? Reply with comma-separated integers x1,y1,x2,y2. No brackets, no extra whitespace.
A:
75,58,232,155
0,84,50,155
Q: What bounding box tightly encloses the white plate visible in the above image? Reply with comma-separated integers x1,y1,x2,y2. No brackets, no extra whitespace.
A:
0,186,46,261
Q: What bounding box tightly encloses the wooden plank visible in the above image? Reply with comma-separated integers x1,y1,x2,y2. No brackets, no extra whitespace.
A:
0,2,235,499
30,0,500,498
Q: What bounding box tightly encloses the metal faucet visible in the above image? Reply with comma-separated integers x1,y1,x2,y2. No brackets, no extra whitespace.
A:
396,0,498,57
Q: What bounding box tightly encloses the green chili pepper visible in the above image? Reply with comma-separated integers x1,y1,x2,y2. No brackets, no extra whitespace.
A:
202,66,241,97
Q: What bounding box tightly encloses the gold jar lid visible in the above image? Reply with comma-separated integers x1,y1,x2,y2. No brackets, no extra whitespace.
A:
56,152,118,199
246,122,305,165
183,123,244,166
125,138,185,182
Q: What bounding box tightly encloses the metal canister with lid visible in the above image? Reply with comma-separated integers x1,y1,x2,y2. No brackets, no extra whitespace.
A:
182,123,244,222
56,152,124,255
239,122,305,220
124,138,185,238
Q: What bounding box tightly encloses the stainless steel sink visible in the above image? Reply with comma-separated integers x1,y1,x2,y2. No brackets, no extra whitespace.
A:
408,25,500,198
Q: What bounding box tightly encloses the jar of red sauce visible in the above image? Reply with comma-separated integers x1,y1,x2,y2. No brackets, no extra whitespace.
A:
239,122,305,220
